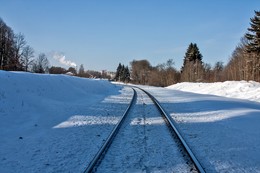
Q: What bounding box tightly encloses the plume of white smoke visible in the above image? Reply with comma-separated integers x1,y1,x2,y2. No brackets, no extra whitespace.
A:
52,52,77,67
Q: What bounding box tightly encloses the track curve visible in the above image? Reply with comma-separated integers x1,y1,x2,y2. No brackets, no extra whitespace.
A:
137,87,205,173
84,87,205,173
83,88,136,173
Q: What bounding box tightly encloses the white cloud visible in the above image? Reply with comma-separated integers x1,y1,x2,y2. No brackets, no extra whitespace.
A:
52,52,77,67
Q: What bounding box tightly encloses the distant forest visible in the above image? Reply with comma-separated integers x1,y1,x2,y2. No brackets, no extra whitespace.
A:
1,11,260,86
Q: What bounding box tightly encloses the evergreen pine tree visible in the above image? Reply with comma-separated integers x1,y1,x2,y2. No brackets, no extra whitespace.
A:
78,64,85,77
114,63,122,81
114,63,130,83
184,43,195,62
245,11,260,54
245,10,260,81
124,66,131,82
186,43,202,62
181,43,204,82
120,65,125,81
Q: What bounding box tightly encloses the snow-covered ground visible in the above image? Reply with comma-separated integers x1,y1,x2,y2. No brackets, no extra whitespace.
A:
97,89,196,172
1,70,260,172
0,70,133,172
167,81,260,103
144,81,260,172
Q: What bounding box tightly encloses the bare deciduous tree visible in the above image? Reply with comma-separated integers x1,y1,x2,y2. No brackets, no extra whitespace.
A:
0,18,16,70
32,53,49,73
130,60,152,85
21,45,34,71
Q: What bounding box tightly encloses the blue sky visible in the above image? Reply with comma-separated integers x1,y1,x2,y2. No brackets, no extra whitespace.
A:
1,0,259,71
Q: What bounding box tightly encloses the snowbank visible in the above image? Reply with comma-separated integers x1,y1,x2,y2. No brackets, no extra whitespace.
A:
0,70,123,172
167,81,260,102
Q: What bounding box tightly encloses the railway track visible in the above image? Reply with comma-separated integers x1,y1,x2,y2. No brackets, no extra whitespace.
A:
84,87,205,173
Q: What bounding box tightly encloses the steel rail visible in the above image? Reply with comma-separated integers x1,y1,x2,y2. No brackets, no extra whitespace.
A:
83,88,137,173
138,87,206,173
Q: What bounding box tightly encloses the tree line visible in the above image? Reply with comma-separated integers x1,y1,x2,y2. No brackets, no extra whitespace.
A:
114,43,227,86
77,64,112,79
114,10,260,86
1,10,260,84
224,11,260,82
0,18,49,73
0,18,110,78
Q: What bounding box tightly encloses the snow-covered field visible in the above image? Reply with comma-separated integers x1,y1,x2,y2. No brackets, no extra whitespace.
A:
1,70,260,172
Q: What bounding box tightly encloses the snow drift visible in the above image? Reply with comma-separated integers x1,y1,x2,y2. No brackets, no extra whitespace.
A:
167,81,260,103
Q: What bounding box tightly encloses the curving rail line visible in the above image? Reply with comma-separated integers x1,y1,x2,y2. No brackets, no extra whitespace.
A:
137,87,205,173
83,88,137,173
84,87,205,173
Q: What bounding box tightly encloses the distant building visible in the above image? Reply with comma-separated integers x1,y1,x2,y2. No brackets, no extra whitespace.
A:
101,70,116,79
66,72,75,76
